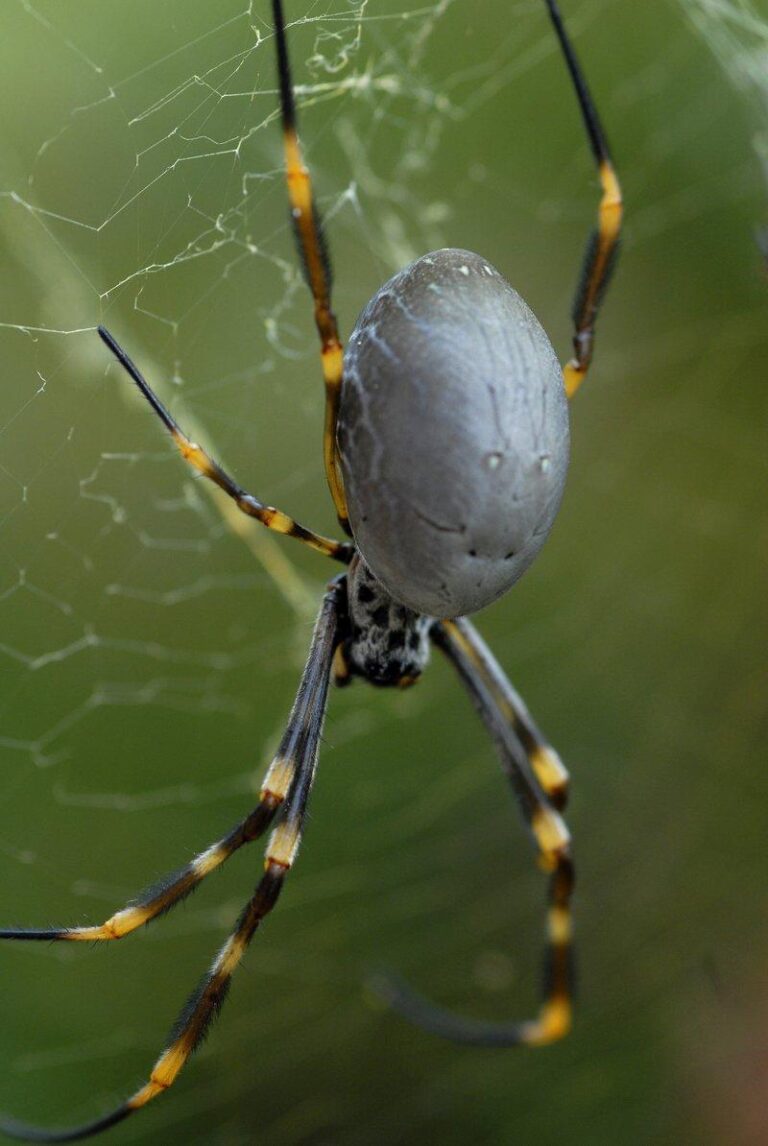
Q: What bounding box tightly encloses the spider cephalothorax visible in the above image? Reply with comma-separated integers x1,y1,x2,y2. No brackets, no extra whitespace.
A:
342,554,432,687
0,1,622,1140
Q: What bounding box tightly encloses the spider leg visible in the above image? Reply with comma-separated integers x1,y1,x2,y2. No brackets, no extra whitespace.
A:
544,0,623,399
0,581,344,944
98,328,352,564
0,801,275,943
442,618,569,811
272,0,349,532
373,618,573,1048
0,581,344,1144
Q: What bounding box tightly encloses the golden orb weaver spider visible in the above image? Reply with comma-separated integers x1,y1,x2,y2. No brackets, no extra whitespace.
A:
0,0,622,1140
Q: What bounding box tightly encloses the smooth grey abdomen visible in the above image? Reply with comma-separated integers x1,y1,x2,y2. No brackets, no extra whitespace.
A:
338,248,569,618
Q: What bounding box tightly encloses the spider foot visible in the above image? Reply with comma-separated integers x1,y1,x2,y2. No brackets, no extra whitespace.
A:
367,969,570,1049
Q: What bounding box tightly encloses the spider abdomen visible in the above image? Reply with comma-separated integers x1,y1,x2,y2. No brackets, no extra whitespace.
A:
338,248,569,618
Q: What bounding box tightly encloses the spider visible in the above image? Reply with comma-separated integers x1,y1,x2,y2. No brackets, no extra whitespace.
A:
0,1,622,1140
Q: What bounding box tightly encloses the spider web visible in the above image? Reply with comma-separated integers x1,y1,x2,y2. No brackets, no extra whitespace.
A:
1,2,767,1144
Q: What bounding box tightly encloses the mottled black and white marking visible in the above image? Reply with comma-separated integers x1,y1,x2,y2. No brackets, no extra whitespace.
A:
343,554,432,686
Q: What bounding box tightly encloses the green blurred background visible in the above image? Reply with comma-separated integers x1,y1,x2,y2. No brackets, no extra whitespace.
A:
1,1,766,1143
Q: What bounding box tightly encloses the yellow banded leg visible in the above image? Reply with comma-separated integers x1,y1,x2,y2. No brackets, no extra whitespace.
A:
272,0,349,530
93,590,338,1130
0,878,293,1143
563,159,623,399
443,617,570,810
98,327,351,563
0,583,345,951
543,0,623,399
0,799,279,946
377,850,575,1049
126,863,288,1113
0,586,344,1144
122,583,341,1123
371,619,574,1048
433,621,571,871
520,856,575,1047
